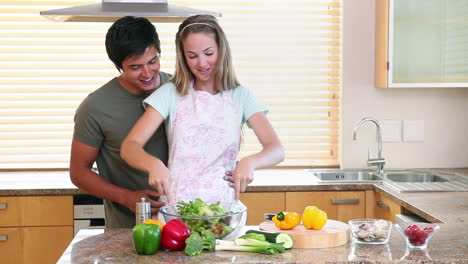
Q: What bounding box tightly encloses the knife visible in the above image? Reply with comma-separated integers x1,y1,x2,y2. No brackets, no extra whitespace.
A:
264,213,276,220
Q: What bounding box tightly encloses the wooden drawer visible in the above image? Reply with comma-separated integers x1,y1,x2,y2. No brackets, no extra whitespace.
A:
286,191,366,222
0,226,73,264
240,192,285,225
365,190,402,222
0,196,73,227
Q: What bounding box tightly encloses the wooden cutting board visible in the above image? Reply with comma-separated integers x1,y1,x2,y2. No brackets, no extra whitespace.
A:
259,220,350,249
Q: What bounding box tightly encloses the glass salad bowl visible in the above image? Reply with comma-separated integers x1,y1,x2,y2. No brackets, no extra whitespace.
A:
159,199,247,240
395,222,440,250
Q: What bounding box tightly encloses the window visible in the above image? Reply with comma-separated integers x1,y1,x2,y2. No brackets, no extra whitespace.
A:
0,0,341,169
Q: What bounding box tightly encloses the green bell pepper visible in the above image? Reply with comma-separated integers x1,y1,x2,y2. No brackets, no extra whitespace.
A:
132,223,162,255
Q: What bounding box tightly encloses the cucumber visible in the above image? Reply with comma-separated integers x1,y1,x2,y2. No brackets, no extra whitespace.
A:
246,230,294,249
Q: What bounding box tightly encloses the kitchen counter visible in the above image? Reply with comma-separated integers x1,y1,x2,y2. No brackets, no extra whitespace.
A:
57,221,466,264
0,169,376,196
1,168,468,263
1,168,466,224
1,168,467,195
1,169,467,224
0,171,86,196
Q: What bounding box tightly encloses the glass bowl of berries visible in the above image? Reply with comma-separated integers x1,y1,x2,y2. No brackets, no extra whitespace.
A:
394,222,440,250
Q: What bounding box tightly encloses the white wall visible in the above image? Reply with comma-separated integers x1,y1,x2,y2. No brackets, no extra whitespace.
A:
341,0,468,169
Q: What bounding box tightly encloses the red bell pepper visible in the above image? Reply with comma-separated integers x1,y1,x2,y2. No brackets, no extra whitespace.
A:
160,219,191,251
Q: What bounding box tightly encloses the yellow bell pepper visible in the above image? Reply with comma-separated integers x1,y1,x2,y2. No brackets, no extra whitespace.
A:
272,212,301,230
302,206,327,230
143,219,165,230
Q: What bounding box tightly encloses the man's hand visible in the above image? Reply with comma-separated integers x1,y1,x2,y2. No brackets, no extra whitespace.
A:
125,189,166,215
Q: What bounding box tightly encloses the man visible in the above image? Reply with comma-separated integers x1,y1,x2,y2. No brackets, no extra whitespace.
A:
70,16,171,228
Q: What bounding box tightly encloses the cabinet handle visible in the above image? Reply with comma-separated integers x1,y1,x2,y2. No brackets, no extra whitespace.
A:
331,198,360,204
377,200,390,210
0,203,7,210
0,235,7,241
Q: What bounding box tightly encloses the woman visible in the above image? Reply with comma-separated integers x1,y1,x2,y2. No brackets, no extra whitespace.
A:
121,14,284,205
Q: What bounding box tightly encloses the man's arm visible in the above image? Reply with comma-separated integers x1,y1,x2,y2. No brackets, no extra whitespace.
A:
70,139,164,215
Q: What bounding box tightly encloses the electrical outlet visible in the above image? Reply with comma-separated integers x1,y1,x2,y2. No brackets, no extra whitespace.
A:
403,120,424,142
380,120,402,142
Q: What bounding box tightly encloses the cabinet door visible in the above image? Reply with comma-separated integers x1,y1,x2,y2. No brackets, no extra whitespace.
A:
0,196,74,264
285,191,365,222
240,192,285,225
0,196,73,226
0,226,73,264
375,0,468,88
366,190,401,222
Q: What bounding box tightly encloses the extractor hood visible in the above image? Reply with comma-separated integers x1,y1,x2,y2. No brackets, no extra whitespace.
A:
40,0,221,23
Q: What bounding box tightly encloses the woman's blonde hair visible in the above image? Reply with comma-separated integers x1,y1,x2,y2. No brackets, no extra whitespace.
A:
172,14,239,95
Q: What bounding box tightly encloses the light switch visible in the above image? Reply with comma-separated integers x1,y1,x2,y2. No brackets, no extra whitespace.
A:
403,120,424,142
380,120,402,142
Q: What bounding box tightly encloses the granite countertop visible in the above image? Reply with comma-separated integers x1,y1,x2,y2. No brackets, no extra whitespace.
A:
0,171,86,196
57,222,466,264
1,168,467,195
0,169,360,196
1,168,468,263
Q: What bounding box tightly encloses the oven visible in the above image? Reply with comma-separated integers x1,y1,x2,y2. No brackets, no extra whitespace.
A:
73,194,106,236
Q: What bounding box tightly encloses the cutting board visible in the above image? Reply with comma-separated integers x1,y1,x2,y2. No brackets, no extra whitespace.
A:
259,219,350,249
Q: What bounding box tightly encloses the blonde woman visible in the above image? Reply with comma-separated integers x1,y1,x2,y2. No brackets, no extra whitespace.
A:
121,15,284,205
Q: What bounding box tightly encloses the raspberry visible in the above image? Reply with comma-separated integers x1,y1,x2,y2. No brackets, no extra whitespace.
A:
404,225,433,246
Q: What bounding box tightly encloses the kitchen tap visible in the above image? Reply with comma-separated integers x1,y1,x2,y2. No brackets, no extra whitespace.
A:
352,117,385,174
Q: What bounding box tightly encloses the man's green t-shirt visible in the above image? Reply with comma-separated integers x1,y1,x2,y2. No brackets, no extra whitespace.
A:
73,72,171,228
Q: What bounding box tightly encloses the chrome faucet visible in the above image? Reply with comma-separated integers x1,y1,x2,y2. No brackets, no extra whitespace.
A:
352,117,385,174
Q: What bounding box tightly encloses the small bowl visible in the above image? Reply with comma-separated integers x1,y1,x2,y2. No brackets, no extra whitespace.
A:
159,201,246,240
394,222,440,249
348,218,392,244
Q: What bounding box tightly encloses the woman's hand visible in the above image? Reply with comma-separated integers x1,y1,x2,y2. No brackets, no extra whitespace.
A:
232,158,255,200
148,161,172,204
224,171,234,188
227,112,285,200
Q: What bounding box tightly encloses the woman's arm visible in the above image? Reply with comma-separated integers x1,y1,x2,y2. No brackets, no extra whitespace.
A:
232,112,285,199
121,106,172,202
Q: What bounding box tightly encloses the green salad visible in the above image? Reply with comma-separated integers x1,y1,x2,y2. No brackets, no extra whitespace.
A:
176,198,234,239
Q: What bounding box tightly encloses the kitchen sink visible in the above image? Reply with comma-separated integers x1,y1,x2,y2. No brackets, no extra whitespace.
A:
307,169,468,192
307,169,382,183
379,171,468,192
381,172,449,183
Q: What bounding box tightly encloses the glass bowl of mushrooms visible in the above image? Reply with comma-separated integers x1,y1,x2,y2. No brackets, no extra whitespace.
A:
348,218,393,245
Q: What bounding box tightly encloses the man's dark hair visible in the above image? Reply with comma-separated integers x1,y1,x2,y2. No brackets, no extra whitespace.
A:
105,16,161,72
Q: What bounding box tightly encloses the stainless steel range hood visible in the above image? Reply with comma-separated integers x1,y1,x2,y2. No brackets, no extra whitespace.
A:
40,0,221,23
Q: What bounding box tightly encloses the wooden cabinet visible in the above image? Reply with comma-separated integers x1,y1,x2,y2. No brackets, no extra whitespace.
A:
365,190,402,222
241,190,402,225
0,196,74,264
375,0,468,88
240,192,285,225
285,191,366,222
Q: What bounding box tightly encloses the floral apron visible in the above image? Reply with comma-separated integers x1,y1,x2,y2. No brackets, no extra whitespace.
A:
164,84,241,205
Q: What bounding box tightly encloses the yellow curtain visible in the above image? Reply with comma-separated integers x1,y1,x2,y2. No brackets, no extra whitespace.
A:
0,0,341,169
